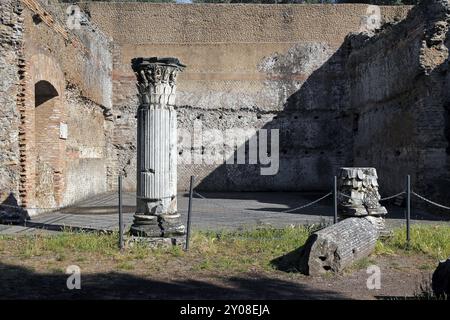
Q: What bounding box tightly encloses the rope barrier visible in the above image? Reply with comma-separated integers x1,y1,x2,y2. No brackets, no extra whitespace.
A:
380,191,406,201
1,186,448,216
412,192,450,211
339,191,406,201
280,192,332,213
339,189,450,211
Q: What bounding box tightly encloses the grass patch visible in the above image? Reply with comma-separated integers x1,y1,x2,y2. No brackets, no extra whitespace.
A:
12,231,118,259
0,223,447,275
189,226,313,272
378,224,450,260
0,225,315,273
374,240,395,256
117,261,134,271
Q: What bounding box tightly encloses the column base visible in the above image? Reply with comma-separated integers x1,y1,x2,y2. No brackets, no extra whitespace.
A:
130,213,186,238
340,204,387,217
125,235,186,249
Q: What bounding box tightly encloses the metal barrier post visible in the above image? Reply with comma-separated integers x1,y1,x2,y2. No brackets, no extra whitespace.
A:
333,176,338,224
406,174,411,248
118,174,124,250
185,176,194,251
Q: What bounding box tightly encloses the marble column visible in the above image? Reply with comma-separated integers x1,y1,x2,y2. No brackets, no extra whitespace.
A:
130,57,186,238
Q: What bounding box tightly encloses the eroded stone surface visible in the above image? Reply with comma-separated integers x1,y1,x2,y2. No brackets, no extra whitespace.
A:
338,167,387,218
284,217,379,276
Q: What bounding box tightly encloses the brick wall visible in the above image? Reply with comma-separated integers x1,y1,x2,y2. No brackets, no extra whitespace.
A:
11,1,111,214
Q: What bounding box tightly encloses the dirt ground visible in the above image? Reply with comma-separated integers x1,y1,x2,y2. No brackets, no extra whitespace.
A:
0,252,435,300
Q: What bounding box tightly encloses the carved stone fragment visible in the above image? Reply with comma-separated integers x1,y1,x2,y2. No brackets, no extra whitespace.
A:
338,167,387,217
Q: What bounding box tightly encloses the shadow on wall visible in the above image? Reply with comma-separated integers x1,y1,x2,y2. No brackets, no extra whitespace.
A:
194,41,354,193
426,18,450,203
193,1,450,206
0,262,348,299
347,1,450,204
0,193,30,224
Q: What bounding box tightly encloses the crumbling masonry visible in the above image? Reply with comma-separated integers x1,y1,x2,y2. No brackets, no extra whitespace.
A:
0,0,449,215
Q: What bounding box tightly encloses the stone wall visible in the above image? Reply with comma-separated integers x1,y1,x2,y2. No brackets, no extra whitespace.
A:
347,0,450,204
83,3,411,192
63,86,111,206
0,0,23,207
419,0,450,205
20,0,113,212
2,1,449,212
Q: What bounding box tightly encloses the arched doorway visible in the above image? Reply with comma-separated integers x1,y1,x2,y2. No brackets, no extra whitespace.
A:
34,80,62,209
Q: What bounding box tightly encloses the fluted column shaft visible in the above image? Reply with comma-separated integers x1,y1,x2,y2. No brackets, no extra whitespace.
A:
130,57,185,238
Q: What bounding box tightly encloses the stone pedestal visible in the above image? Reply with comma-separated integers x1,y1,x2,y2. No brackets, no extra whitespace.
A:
337,167,387,219
125,235,186,249
130,57,186,238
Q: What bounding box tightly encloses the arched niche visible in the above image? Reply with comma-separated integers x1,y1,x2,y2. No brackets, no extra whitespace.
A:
34,80,61,209
34,80,62,208
23,53,66,212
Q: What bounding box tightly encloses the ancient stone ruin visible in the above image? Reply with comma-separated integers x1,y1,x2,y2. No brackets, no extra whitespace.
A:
292,167,386,276
338,167,388,233
0,0,449,223
338,168,387,218
130,57,186,240
297,217,379,276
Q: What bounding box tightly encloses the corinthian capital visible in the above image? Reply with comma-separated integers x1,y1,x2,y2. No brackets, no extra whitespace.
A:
131,57,186,107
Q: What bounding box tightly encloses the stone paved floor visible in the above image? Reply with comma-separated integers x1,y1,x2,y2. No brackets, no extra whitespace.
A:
0,192,449,235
